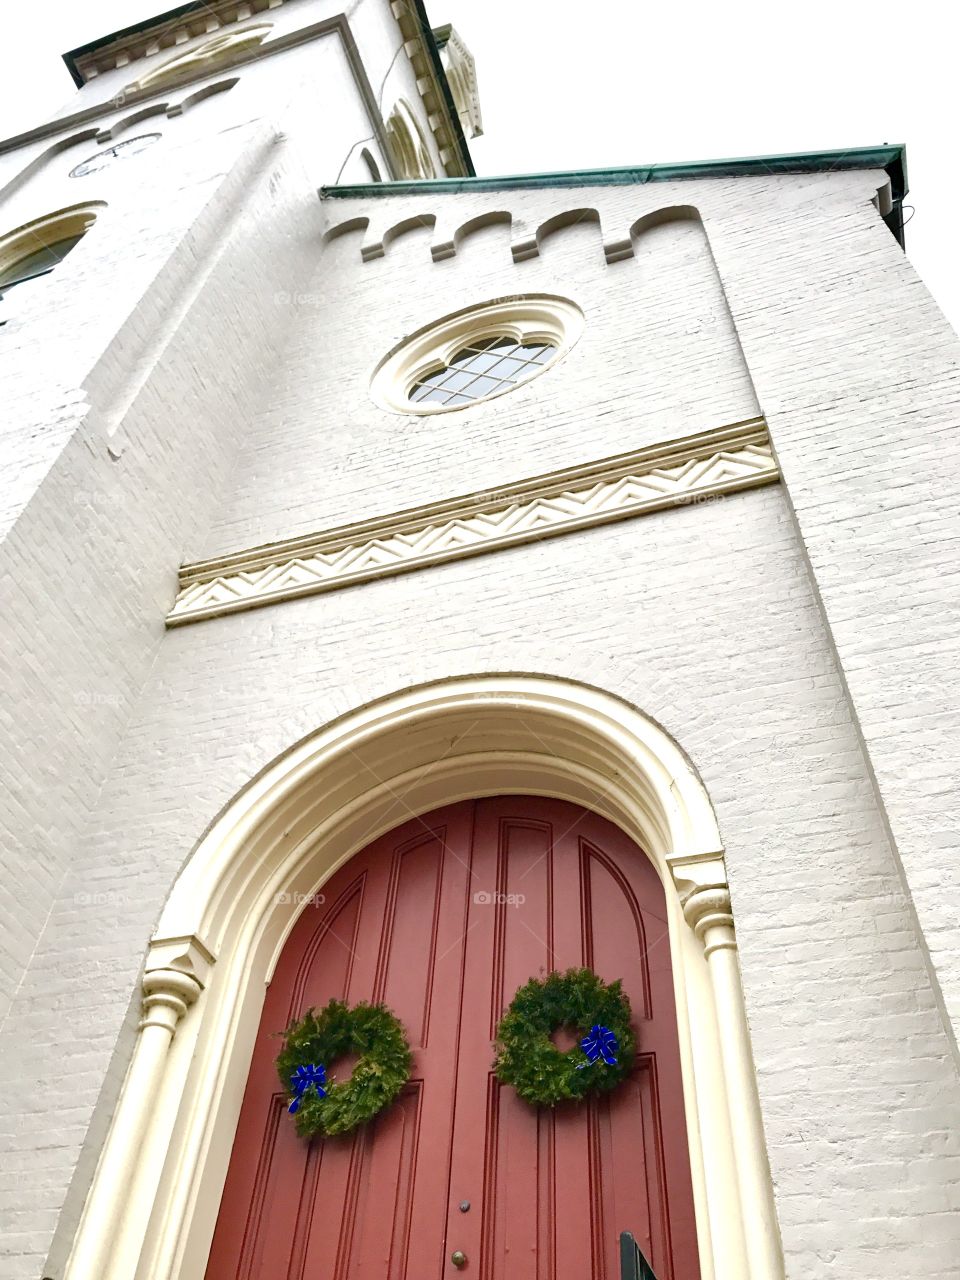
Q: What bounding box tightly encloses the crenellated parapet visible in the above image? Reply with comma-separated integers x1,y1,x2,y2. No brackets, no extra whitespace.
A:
323,200,706,266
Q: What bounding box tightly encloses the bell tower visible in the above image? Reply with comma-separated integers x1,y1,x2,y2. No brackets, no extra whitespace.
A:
0,10,473,1276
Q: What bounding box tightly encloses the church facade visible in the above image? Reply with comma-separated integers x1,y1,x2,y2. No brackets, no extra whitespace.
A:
1,2,959,1278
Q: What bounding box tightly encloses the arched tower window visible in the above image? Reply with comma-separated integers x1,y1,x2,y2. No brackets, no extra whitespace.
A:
385,99,437,180
0,204,103,315
360,147,382,183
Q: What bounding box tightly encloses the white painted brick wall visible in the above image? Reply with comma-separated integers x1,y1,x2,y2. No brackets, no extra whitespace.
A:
0,0,418,1036
0,121,324,1034
195,200,760,556
2,23,960,1280
16,486,960,1280
703,173,960,1077
0,5,453,1271
307,169,960,1068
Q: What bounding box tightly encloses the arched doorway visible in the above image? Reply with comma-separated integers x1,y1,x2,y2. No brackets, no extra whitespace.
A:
62,677,782,1280
204,796,700,1279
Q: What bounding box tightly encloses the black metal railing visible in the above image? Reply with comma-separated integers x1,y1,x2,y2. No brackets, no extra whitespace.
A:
619,1231,658,1280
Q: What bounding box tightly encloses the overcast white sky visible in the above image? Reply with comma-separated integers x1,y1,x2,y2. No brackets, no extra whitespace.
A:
3,1,959,333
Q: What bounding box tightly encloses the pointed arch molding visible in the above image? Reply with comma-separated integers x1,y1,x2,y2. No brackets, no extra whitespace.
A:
168,419,777,625
63,676,784,1280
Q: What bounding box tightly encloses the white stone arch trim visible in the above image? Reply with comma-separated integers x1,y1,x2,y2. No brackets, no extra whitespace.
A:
322,213,369,244
327,201,703,268
63,675,784,1280
0,77,239,205
385,97,437,179
0,201,106,286
452,208,511,246
360,146,382,183
428,209,513,261
369,293,585,416
534,205,600,247
168,76,241,117
378,210,437,256
630,203,703,239
0,132,101,205
95,103,169,143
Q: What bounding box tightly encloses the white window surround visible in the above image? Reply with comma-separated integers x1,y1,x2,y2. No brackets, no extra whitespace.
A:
385,98,436,180
371,294,585,415
0,202,105,288
61,675,785,1280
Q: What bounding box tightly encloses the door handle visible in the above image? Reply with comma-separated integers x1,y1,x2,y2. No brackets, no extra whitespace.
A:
451,1250,467,1268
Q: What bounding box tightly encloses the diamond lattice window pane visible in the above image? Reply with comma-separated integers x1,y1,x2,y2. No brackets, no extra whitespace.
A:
409,382,449,403
458,374,504,399
410,335,556,407
451,349,504,375
481,354,529,381
519,343,554,363
435,368,480,394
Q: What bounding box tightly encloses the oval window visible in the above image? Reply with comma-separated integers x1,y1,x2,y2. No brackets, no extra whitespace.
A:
371,295,584,414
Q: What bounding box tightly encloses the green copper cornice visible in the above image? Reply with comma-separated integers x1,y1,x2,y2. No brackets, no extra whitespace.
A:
322,144,907,203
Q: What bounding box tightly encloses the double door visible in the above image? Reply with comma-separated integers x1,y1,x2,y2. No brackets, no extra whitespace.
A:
205,796,700,1279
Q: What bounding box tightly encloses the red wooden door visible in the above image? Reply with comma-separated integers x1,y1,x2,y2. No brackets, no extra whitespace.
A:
205,798,701,1280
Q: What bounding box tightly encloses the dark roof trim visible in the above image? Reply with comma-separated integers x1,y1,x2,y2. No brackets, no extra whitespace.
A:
412,0,474,177
62,0,213,86
322,144,907,204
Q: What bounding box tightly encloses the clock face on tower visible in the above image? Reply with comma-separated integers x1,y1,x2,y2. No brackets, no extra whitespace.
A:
69,133,162,178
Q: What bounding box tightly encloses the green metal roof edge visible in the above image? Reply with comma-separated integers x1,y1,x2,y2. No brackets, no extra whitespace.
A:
322,144,906,202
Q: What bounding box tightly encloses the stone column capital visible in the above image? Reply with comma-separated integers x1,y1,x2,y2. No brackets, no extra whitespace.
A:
140,934,215,1034
66,936,216,1278
140,967,204,1033
666,850,737,957
681,884,737,956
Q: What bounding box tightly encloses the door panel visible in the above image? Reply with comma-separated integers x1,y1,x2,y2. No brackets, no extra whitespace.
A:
205,797,700,1280
443,797,699,1280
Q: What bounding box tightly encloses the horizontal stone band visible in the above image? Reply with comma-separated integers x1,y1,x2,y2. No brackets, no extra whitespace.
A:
168,418,777,626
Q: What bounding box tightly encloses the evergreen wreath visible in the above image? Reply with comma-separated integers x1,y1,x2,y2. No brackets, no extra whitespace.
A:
493,968,636,1106
276,998,412,1138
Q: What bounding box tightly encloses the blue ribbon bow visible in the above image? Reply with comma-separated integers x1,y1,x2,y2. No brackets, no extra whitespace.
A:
577,1024,618,1068
288,1063,327,1113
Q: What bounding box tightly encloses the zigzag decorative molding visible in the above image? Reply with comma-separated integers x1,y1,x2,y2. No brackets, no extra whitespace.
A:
168,419,777,626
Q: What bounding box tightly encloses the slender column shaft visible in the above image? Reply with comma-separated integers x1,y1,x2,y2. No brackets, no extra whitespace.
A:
685,887,784,1280
64,969,202,1280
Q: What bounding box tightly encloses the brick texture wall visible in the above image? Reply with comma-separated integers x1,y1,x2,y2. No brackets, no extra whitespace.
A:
26,486,960,1280
1,34,959,1280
